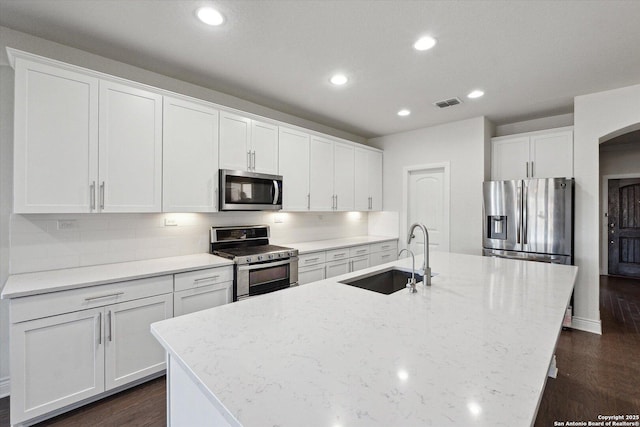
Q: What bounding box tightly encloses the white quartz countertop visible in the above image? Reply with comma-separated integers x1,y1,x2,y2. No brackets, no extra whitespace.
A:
1,253,232,299
279,235,398,254
151,252,577,427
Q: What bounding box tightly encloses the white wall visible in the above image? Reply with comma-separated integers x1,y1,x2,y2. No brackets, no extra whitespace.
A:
573,83,640,334
368,117,490,255
495,113,574,137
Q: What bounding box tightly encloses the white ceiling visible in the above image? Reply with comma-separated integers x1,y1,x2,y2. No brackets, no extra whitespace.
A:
1,0,639,139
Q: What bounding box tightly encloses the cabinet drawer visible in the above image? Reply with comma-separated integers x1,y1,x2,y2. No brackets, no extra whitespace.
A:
11,275,173,323
349,245,370,257
174,282,232,317
298,264,326,285
370,241,398,254
298,252,326,267
370,249,398,266
326,259,350,279
174,267,233,292
326,248,349,261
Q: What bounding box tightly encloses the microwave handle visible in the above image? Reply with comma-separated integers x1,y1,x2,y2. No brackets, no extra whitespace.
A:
272,180,280,205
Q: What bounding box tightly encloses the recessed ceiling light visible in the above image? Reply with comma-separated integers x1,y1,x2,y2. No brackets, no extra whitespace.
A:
196,7,224,26
413,36,437,51
330,74,348,86
397,109,411,117
467,90,485,99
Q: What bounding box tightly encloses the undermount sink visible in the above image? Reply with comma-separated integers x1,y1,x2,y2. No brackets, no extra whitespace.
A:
339,268,424,295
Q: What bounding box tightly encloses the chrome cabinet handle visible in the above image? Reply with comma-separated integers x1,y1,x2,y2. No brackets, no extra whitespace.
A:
525,162,529,178
99,181,105,210
523,183,528,245
98,312,102,345
247,151,251,170
307,193,310,210
85,292,124,301
531,161,534,177
333,253,346,258
194,275,220,284
90,181,96,211
305,257,320,262
108,310,113,342
252,150,256,170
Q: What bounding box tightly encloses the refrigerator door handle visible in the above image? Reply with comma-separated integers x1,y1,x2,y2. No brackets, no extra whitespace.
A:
516,184,521,245
523,183,528,245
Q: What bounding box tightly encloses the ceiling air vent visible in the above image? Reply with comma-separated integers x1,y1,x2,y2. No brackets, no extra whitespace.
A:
434,97,462,109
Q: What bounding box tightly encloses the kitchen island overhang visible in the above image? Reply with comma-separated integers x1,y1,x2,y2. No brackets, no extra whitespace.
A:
151,252,577,427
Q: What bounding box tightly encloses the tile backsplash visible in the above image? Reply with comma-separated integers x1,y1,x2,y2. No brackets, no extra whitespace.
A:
9,211,374,274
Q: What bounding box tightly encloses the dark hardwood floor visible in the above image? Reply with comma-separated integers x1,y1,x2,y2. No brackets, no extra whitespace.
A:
535,275,640,426
1,275,639,427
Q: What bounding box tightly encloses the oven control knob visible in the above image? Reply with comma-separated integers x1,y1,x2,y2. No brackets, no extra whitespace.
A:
257,256,263,261
289,251,295,257
279,252,284,258
268,254,274,259
246,257,251,263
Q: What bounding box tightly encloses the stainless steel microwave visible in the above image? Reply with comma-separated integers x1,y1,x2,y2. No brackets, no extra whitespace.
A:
219,169,283,211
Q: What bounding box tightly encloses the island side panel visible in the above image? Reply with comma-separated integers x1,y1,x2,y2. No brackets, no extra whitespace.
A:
168,355,239,427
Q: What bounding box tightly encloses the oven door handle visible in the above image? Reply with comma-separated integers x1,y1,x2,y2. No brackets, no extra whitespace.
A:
237,258,295,272
272,180,280,205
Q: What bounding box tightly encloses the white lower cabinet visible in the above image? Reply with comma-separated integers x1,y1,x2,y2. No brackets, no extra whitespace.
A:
11,308,105,424
174,282,233,317
298,241,397,283
104,294,173,390
9,276,173,426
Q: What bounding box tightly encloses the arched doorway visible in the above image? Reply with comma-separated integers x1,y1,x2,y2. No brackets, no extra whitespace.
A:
600,124,640,279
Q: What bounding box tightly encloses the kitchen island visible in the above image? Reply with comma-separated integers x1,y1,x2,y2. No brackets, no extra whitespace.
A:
151,252,577,426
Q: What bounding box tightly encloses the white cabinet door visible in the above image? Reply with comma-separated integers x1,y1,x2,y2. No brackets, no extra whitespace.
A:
99,80,163,212
10,308,105,425
251,120,278,174
219,111,251,171
333,142,355,211
530,129,573,178
163,96,219,212
491,136,530,181
309,136,334,211
354,147,369,211
326,259,349,278
174,282,233,317
298,264,326,285
278,127,310,211
369,150,383,211
13,58,99,213
104,293,173,390
350,255,370,272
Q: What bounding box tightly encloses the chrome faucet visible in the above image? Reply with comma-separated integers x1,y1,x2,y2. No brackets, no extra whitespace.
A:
408,222,431,286
398,248,417,293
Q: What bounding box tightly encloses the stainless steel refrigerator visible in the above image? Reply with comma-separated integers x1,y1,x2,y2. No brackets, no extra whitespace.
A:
482,178,574,264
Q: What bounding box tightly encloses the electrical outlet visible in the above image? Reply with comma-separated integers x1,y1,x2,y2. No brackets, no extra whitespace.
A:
164,218,178,227
273,214,284,224
57,220,77,230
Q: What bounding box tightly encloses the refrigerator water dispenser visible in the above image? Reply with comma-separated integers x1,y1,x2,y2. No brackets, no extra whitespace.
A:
487,216,507,240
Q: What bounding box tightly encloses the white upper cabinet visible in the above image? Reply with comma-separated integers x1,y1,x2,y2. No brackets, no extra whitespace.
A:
491,127,573,180
99,80,163,212
12,51,163,213
355,147,383,211
309,136,335,211
219,111,278,174
251,120,279,174
163,96,219,212
13,57,99,213
333,142,355,211
278,127,310,211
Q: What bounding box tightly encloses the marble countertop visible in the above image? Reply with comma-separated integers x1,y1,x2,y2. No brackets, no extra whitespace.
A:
151,252,577,427
278,235,398,254
1,253,233,299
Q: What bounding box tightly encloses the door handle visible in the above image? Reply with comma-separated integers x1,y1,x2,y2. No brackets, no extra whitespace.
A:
531,161,534,177
272,180,279,204
525,162,529,178
523,183,528,245
108,310,113,342
98,312,102,345
307,193,310,210
252,150,256,170
247,151,251,170
90,181,96,211
99,182,105,210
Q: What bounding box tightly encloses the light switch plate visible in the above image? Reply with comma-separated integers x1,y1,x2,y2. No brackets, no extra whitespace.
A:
164,218,178,227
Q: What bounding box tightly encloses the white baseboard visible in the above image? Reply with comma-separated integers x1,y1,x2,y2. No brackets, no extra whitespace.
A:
0,376,9,398
571,316,602,335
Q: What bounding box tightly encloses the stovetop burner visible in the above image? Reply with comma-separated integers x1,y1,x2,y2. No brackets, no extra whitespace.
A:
214,244,293,258
210,225,298,265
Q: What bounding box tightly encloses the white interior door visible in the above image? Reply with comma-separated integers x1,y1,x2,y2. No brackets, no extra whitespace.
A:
405,165,450,256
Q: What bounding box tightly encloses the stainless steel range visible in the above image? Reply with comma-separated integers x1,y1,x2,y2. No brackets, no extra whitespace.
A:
210,225,298,301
